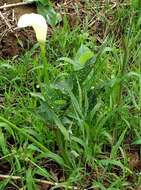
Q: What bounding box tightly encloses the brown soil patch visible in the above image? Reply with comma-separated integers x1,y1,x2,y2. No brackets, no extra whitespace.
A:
0,0,36,19
0,0,36,59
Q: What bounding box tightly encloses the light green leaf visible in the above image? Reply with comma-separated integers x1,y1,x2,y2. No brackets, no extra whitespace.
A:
74,44,94,70
37,5,62,26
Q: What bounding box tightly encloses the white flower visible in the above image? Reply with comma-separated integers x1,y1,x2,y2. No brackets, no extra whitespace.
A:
17,13,47,44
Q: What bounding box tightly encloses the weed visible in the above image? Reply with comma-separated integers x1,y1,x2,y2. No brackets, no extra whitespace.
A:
0,1,140,189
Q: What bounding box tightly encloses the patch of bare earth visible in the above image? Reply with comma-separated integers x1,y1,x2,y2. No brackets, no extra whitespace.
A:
0,0,36,58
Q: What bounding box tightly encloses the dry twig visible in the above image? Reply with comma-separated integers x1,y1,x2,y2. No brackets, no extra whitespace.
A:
0,2,31,10
0,174,79,190
0,11,12,31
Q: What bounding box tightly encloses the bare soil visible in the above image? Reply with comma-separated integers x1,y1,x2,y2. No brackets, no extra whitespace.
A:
0,0,36,58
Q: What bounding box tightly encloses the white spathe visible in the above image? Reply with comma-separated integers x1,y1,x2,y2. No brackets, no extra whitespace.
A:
17,13,47,43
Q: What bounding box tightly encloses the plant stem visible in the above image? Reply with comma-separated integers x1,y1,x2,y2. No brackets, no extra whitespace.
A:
40,43,49,85
117,38,128,105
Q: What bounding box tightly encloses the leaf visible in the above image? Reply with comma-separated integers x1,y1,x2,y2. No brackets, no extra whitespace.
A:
37,4,62,26
67,89,83,118
26,169,36,190
25,0,61,26
0,64,13,69
92,181,106,190
30,92,45,101
35,167,51,180
38,0,50,6
110,128,127,159
58,57,75,66
99,159,132,173
0,122,15,139
24,0,49,5
38,152,65,167
51,77,73,94
52,112,70,141
0,128,9,155
73,44,94,71
132,139,141,145
130,0,141,10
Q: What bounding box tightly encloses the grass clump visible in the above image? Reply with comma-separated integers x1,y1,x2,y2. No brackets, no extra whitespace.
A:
0,1,140,189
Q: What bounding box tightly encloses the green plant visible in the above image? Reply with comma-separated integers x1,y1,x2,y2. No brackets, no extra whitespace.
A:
0,1,140,189
24,0,62,26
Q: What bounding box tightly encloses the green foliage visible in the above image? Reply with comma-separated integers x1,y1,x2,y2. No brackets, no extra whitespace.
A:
130,0,141,10
25,0,62,26
37,4,62,26
0,1,140,189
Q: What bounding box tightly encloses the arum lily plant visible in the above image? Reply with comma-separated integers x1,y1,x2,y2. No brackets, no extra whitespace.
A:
17,13,49,84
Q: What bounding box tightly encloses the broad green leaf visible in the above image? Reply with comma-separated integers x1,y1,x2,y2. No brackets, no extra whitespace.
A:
24,0,61,26
37,4,62,26
51,77,73,94
73,44,94,71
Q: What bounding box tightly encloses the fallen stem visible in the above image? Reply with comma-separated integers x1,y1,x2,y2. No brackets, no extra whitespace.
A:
0,174,78,190
0,11,12,31
0,2,32,10
40,43,49,84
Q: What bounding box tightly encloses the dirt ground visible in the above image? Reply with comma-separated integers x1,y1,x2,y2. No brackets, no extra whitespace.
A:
0,0,36,58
